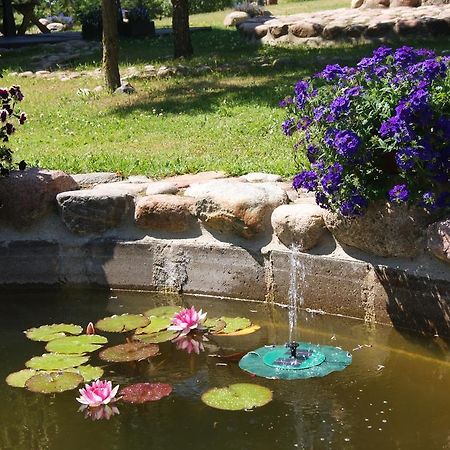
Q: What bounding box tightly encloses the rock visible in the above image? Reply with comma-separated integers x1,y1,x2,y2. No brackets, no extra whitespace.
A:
93,181,148,196
0,169,78,228
351,0,365,7
345,23,368,37
271,203,326,250
240,172,282,183
57,190,133,234
185,180,287,238
163,171,227,189
39,18,49,26
47,22,65,32
395,18,425,34
18,71,34,78
290,21,324,38
423,17,450,34
360,0,390,7
270,23,289,38
427,220,450,264
390,0,421,5
156,66,176,78
365,21,394,36
146,181,179,195
113,83,135,95
322,23,346,39
135,195,196,232
324,201,432,257
71,172,122,188
223,11,250,27
127,175,153,183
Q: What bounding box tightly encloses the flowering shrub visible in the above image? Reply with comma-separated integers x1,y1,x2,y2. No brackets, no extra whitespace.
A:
0,85,26,176
281,46,450,217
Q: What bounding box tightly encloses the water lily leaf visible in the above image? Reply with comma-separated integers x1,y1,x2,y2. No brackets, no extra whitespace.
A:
45,335,108,354
25,371,83,394
204,318,226,333
96,314,150,333
25,353,89,370
219,317,252,334
120,383,172,403
201,383,272,411
216,324,261,337
66,365,104,382
135,317,172,335
6,369,37,388
99,342,159,362
25,324,83,342
133,330,179,343
143,306,181,318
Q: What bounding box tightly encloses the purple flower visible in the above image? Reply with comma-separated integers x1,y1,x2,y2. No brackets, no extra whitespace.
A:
395,147,418,171
279,97,293,108
379,116,415,144
389,184,409,203
19,112,27,125
339,193,368,216
306,144,319,163
329,96,350,119
292,170,318,191
5,123,15,135
372,46,393,61
282,117,296,136
316,64,348,81
297,116,312,131
313,106,326,121
321,163,343,194
420,191,436,211
315,191,330,210
394,46,419,67
333,130,360,158
0,109,8,123
294,80,310,108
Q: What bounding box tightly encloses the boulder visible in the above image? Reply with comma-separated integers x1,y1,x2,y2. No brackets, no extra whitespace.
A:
223,11,250,27
146,181,179,195
427,219,450,264
390,0,421,5
185,180,287,238
135,195,196,232
163,171,227,189
290,21,324,38
240,172,282,183
271,203,326,250
57,190,133,234
360,0,390,7
93,181,148,196
47,22,65,32
324,201,432,257
72,172,121,188
0,169,78,228
395,18,425,34
351,0,365,7
270,23,289,38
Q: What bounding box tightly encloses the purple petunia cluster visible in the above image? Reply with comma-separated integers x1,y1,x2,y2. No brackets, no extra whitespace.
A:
281,45,450,216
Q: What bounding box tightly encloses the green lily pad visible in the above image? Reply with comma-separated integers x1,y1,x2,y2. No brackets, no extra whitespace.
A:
144,306,181,318
204,318,226,333
25,353,89,370
25,324,83,342
6,369,37,388
219,317,252,334
45,335,108,354
135,317,172,335
120,383,172,404
99,342,159,362
96,314,150,333
66,365,104,382
133,330,179,343
25,371,83,394
201,383,272,411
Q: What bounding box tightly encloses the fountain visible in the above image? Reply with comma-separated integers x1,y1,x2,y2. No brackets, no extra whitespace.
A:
239,245,352,380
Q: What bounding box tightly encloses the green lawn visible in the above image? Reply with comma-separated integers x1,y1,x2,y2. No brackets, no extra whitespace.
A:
1,0,448,177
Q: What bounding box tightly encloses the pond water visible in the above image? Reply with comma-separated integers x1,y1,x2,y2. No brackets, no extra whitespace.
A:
1,288,449,450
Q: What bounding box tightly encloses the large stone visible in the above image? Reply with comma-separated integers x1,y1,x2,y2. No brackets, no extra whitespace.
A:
270,23,289,38
145,181,179,195
351,0,365,7
93,181,149,196
390,0,421,5
0,169,78,228
223,11,250,27
185,180,287,238
239,172,282,183
360,0,390,7
289,21,324,38
427,220,450,264
271,203,326,250
395,18,425,34
163,171,227,189
324,201,432,257
135,195,196,232
57,190,133,234
72,172,121,188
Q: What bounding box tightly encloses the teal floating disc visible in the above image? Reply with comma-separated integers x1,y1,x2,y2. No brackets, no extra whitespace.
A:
239,343,352,380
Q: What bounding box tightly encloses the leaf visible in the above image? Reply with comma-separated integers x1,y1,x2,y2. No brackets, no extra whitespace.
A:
6,369,37,388
144,306,181,318
25,324,83,342
204,318,226,333
66,365,104,382
95,314,150,333
99,342,159,362
120,383,172,403
219,317,252,334
216,324,261,337
25,353,89,370
135,317,172,335
201,383,272,411
45,335,108,354
25,371,83,394
133,330,179,343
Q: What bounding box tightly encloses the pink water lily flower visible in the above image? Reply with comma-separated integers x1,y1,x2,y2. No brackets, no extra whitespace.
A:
168,306,207,336
76,380,119,407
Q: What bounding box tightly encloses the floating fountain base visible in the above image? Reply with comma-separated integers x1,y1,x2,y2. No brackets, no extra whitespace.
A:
239,343,352,380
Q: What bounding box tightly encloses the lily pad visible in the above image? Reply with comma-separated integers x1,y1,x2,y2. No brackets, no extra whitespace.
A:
26,353,89,370
67,365,104,382
99,342,159,362
201,383,272,411
216,324,261,337
135,317,172,335
45,335,108,354
25,371,83,394
6,369,37,388
143,306,181,318
204,318,226,333
25,324,83,342
95,314,150,333
133,330,179,344
219,317,252,334
120,383,172,404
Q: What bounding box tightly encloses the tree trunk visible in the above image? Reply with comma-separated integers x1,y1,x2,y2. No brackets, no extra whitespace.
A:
171,0,193,59
2,0,16,37
101,0,121,92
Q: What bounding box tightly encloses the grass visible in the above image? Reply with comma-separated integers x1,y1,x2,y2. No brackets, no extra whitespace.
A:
1,0,448,177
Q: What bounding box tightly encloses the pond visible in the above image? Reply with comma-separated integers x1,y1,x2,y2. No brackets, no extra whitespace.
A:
1,288,449,450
